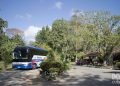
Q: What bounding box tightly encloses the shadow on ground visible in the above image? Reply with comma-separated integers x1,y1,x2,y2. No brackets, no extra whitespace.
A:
0,68,114,86
0,69,33,86
103,71,120,74
30,72,112,86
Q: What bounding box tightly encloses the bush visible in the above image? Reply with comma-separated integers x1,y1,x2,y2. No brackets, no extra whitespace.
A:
47,50,56,61
116,62,120,69
40,60,70,80
40,61,52,72
49,68,60,80
49,68,60,73
51,61,60,68
40,61,63,73
51,61,63,71
40,61,63,80
62,61,70,70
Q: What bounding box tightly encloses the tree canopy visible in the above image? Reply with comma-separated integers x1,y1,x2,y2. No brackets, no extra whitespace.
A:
34,11,120,63
0,18,25,71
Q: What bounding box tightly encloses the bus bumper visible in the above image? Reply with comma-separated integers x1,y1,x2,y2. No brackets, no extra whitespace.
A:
12,63,32,69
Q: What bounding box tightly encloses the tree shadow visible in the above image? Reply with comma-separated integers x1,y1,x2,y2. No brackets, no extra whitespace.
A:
103,71,120,74
0,69,113,86
30,72,112,86
0,69,31,86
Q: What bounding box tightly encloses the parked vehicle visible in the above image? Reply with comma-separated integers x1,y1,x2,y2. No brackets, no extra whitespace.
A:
76,60,83,65
12,46,48,69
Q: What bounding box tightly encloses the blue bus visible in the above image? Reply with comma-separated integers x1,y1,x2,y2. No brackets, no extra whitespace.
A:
12,46,48,69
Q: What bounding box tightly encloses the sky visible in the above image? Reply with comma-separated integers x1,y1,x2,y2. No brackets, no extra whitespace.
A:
0,0,120,43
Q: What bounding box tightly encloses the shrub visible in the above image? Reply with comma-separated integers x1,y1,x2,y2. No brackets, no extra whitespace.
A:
40,60,70,80
62,61,70,70
49,68,60,80
40,61,63,73
51,61,63,70
40,61,52,72
47,50,56,61
49,68,60,73
116,62,120,69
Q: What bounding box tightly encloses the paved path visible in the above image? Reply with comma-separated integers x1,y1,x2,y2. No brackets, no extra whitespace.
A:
0,69,40,86
32,65,120,86
0,65,120,86
57,66,113,86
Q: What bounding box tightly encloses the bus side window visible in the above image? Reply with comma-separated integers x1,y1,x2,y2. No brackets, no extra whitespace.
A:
36,56,38,59
27,48,29,53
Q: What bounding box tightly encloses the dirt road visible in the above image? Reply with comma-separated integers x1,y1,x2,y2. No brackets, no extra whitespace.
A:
0,69,40,86
32,65,119,86
0,65,120,86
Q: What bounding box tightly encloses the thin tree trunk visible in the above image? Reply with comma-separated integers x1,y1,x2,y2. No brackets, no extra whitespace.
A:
1,61,6,71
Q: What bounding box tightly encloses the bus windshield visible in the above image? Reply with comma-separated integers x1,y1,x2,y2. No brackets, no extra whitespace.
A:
13,48,28,59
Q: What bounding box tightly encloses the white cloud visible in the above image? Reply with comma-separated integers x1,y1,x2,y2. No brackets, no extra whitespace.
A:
55,1,63,10
15,13,32,20
24,26,42,44
70,9,84,16
70,9,75,16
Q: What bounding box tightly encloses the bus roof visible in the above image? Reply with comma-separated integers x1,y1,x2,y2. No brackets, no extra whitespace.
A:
14,46,48,52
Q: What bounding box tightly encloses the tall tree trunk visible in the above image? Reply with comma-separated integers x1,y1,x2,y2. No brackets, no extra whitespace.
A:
1,60,6,71
1,56,7,71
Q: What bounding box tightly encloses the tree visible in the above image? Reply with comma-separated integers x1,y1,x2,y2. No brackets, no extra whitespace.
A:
36,26,50,44
0,34,25,71
0,39,16,68
11,34,25,46
0,18,8,71
34,11,120,65
0,18,25,71
0,18,7,34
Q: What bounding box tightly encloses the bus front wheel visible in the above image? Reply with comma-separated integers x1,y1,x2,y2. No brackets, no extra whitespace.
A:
32,64,37,69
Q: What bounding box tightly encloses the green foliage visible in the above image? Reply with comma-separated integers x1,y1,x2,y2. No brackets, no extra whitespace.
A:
49,68,59,80
49,67,60,73
31,42,52,51
40,60,70,80
36,26,50,43
0,18,8,34
11,35,25,46
62,61,70,71
77,52,85,59
47,50,56,61
51,61,62,68
40,61,64,73
97,57,104,64
40,61,52,72
0,18,25,71
34,11,120,66
115,62,120,69
49,68,59,75
0,35,25,62
50,19,69,52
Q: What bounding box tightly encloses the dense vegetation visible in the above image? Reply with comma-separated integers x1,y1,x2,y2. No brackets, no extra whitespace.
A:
40,49,70,80
0,10,120,71
32,11,120,65
0,18,25,71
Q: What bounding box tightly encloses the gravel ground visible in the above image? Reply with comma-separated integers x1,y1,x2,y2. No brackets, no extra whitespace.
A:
0,65,120,86
0,69,40,86
32,65,120,86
